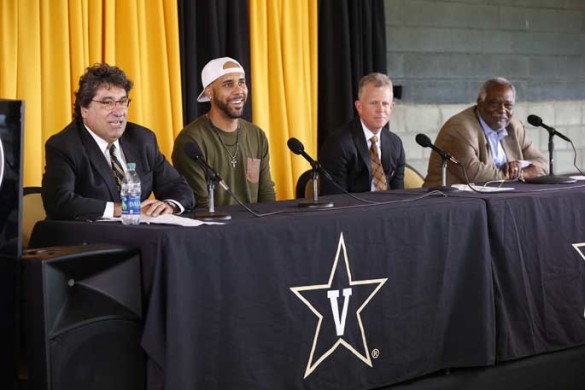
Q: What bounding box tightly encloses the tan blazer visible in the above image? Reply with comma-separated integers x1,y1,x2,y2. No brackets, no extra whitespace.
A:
423,106,548,187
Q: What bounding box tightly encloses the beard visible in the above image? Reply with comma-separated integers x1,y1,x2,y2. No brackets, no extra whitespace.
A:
213,95,246,119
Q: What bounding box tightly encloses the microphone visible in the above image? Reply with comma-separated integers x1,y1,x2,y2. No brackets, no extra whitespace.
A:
287,137,334,208
415,133,460,166
287,138,333,181
287,138,394,205
183,142,230,192
527,115,571,143
182,141,232,221
415,133,461,192
524,115,576,184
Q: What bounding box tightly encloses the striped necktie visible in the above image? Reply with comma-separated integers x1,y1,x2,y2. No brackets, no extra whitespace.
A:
369,135,388,191
108,143,125,191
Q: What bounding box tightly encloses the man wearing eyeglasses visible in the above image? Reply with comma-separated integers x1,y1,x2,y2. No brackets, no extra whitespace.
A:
42,63,194,221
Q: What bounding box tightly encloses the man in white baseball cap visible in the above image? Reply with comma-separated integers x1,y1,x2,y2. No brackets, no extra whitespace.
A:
172,57,275,209
196,57,245,103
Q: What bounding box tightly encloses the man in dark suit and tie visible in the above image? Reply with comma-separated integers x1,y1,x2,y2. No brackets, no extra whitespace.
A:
42,63,194,221
319,73,405,195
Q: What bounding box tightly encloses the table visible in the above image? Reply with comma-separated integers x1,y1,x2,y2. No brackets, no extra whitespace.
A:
30,192,495,389
451,183,585,361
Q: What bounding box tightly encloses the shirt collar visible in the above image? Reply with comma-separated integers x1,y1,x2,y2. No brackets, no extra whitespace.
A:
360,119,381,143
84,124,120,153
477,112,508,142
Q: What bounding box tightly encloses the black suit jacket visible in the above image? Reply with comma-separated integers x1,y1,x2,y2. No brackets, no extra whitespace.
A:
319,118,405,195
42,121,195,220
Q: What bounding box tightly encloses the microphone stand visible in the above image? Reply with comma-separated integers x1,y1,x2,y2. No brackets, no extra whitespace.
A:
298,163,334,209
427,155,460,192
194,176,232,221
524,132,575,184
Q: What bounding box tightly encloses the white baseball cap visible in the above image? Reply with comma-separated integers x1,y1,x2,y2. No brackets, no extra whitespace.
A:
197,57,245,102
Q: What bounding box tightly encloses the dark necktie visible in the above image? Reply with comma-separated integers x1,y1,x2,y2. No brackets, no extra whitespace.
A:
370,135,388,191
108,143,125,191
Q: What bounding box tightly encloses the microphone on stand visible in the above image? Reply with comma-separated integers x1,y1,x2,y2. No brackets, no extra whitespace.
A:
527,115,571,142
415,134,460,166
415,133,460,192
183,142,232,221
524,115,576,184
287,138,334,208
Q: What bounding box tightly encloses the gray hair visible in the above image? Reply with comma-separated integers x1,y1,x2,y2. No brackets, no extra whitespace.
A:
358,73,393,100
477,77,516,102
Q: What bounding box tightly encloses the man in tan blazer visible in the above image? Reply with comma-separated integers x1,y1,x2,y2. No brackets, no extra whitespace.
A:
423,77,548,187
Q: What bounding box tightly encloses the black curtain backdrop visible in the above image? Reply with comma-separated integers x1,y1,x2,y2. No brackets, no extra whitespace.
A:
317,0,387,151
178,0,252,126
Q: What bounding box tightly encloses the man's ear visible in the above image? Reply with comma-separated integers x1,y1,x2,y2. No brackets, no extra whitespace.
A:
354,100,362,114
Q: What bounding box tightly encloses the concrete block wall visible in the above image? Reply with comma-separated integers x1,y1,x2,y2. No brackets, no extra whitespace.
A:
385,0,585,177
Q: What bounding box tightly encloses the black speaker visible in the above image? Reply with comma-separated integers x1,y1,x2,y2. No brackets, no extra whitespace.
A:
0,99,24,389
21,244,145,390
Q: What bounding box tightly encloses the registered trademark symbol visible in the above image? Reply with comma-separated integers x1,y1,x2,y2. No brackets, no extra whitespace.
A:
371,348,380,359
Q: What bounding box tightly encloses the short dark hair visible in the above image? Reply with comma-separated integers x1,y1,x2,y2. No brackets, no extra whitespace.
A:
73,63,133,121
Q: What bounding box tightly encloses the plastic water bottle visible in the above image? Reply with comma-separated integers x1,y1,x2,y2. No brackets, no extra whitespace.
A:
121,162,141,225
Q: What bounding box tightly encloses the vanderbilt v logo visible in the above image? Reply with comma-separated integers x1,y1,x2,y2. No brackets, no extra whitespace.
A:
327,288,352,335
290,233,387,378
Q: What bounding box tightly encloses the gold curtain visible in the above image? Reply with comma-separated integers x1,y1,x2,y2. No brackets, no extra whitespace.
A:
249,0,318,200
0,0,183,187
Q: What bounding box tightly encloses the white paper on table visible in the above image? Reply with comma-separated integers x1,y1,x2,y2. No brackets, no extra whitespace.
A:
97,214,225,226
570,175,585,181
451,184,515,192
